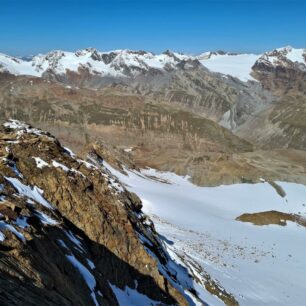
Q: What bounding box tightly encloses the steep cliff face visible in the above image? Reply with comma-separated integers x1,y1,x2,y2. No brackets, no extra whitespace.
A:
0,120,203,305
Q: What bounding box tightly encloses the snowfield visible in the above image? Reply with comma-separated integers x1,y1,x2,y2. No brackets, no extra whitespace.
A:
198,53,260,82
104,163,306,306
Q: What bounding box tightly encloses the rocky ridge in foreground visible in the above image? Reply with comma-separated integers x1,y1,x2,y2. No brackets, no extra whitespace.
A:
0,120,204,306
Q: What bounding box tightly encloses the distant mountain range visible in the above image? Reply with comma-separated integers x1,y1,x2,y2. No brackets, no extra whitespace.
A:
1,46,305,82
0,45,305,178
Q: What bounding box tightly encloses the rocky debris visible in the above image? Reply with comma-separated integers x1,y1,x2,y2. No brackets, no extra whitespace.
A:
0,119,205,305
236,210,306,228
268,181,286,197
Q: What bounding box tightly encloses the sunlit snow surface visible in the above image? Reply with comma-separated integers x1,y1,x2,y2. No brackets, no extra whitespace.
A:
104,163,306,306
109,283,162,306
198,54,259,82
5,177,53,209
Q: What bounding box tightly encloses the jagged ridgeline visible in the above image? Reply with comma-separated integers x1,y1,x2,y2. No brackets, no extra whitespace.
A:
0,120,205,306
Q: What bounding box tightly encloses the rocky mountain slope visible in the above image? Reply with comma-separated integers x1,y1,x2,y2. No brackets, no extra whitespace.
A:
0,48,274,130
0,46,306,183
236,47,306,150
1,72,306,187
1,46,305,149
197,46,306,150
236,94,306,150
0,74,254,154
251,46,306,95
0,119,209,306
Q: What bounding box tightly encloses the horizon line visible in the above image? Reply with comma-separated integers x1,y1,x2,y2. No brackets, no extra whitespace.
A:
1,44,304,58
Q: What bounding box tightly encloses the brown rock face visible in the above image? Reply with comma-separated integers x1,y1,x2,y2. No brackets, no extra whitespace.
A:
0,73,253,154
252,53,306,96
236,210,306,228
236,94,306,151
236,49,306,151
0,120,200,305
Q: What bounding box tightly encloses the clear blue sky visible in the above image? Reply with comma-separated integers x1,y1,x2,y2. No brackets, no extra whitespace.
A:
1,0,305,56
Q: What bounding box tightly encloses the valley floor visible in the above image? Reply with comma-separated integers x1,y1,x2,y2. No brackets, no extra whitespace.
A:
104,163,306,306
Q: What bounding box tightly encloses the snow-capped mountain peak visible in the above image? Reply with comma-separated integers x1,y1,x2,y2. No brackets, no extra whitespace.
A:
197,46,306,81
0,48,193,78
256,46,306,68
0,46,305,83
